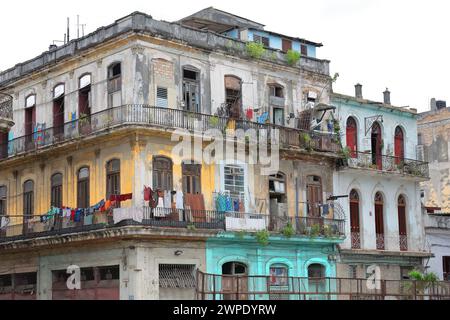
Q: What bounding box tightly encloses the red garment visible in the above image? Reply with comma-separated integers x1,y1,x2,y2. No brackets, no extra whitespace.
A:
70,209,76,221
109,193,133,202
246,108,254,120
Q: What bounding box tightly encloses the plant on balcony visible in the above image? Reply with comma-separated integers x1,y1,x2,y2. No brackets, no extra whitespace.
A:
340,147,351,160
281,223,295,238
255,230,270,246
301,133,313,152
246,42,266,59
309,224,322,238
402,270,440,299
209,115,220,127
286,49,301,66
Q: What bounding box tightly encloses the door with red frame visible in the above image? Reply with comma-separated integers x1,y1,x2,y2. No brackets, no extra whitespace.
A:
371,122,383,170
346,117,358,158
398,195,408,251
394,126,405,165
375,192,385,250
349,190,361,249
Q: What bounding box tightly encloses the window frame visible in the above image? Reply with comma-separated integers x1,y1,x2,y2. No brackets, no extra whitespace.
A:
50,173,63,208
106,159,121,199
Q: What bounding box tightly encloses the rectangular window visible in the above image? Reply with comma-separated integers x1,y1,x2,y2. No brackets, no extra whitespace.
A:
156,87,168,108
282,39,292,52
224,165,245,201
348,265,358,279
301,44,308,56
0,186,6,216
253,34,270,47
443,257,450,281
51,184,62,208
182,69,200,113
159,264,196,288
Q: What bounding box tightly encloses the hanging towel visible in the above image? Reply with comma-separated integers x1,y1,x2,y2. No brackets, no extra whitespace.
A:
175,191,184,209
1,216,10,228
84,214,93,226
157,196,165,209
216,194,227,212
163,190,172,209
113,207,144,224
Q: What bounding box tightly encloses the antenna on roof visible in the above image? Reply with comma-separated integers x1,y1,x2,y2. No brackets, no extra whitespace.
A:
67,17,70,43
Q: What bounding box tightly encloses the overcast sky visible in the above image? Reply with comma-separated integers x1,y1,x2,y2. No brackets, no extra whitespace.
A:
1,0,448,112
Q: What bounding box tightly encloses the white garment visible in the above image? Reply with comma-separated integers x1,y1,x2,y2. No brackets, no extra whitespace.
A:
1,216,10,228
163,191,172,208
157,197,165,208
113,207,144,224
175,191,184,209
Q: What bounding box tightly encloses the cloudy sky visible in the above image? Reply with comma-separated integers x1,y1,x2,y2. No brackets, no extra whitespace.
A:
1,0,448,112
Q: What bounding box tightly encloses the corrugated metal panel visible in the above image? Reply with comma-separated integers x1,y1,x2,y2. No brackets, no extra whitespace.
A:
159,264,196,288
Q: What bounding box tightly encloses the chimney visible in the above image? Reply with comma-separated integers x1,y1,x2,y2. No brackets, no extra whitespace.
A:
383,88,391,105
430,98,437,111
436,100,447,110
355,83,363,99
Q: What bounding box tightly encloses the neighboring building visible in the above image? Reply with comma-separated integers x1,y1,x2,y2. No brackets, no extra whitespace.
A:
0,9,345,300
418,98,450,281
418,99,450,212
332,85,431,282
423,211,450,280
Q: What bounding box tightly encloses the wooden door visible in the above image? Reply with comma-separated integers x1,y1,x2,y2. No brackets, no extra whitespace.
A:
282,39,292,52
398,196,407,251
371,122,382,170
394,127,404,164
375,193,384,249
443,257,450,281
346,117,358,158
53,97,65,138
307,176,323,218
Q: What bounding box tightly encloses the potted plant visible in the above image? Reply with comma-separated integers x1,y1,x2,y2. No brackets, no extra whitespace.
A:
402,270,440,299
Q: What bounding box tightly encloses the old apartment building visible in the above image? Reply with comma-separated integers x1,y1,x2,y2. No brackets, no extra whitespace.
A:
333,86,431,281
418,99,450,281
0,8,350,300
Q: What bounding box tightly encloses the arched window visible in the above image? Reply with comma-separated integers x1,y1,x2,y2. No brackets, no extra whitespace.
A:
375,192,385,250
0,186,6,216
306,176,323,217
394,126,405,164
107,62,122,107
398,195,408,251
182,66,200,112
308,264,325,279
106,159,120,199
51,173,63,208
23,180,34,217
79,74,92,125
78,167,90,208
349,189,361,249
24,94,36,145
346,117,358,158
371,122,382,170
224,75,242,119
182,162,201,194
53,84,65,139
153,157,173,191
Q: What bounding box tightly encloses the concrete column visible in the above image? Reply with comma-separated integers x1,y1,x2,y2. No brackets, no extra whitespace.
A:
131,138,147,208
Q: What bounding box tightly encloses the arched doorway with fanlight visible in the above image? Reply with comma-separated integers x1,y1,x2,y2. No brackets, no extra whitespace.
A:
371,122,383,170
221,262,248,300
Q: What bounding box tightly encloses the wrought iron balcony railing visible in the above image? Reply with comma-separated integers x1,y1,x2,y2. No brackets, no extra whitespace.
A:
0,105,341,161
0,210,345,242
345,151,429,179
196,271,450,300
0,93,13,120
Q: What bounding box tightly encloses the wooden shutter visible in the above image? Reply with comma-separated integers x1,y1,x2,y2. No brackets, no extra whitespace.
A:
282,39,292,52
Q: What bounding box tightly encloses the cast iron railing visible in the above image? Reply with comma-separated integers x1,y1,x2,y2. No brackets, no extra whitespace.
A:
346,151,429,179
196,271,450,300
0,211,346,242
0,105,341,160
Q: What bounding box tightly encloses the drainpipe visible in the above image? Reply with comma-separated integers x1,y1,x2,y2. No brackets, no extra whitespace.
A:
295,177,299,218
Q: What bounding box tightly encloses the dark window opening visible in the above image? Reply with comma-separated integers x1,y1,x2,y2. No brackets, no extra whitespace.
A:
24,96,36,148
282,39,292,53
253,35,270,47
0,131,8,159
107,63,122,107
269,172,287,204
301,44,308,56
0,185,6,216
222,262,248,276
106,160,120,200
23,180,34,218
182,163,201,194
77,167,90,208
99,266,120,281
443,257,450,281
270,86,284,98
183,68,200,112
51,173,63,208
153,157,173,191
53,95,65,139
224,76,242,119
371,122,382,170
0,274,12,287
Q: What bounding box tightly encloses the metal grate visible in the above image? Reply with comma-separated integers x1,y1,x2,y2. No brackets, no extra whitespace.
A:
159,264,196,289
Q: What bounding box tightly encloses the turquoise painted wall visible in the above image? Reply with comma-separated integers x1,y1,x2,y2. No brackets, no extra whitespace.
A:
205,233,339,300
223,28,239,39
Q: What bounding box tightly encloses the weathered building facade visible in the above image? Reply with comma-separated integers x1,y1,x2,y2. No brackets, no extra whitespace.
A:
0,8,347,300
332,86,431,281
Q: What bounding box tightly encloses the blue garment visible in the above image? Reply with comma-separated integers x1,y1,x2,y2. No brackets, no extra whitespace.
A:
74,209,83,222
225,196,233,212
216,194,227,212
233,199,240,212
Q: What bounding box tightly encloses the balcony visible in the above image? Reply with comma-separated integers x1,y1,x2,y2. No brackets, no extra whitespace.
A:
343,151,429,179
0,105,341,161
0,93,14,131
0,209,345,243
196,271,450,300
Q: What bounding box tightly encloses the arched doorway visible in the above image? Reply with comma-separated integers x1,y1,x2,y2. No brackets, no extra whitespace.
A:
222,262,248,300
307,264,326,300
394,126,405,165
371,122,382,170
398,195,408,251
375,192,385,250
350,190,361,249
346,117,358,158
